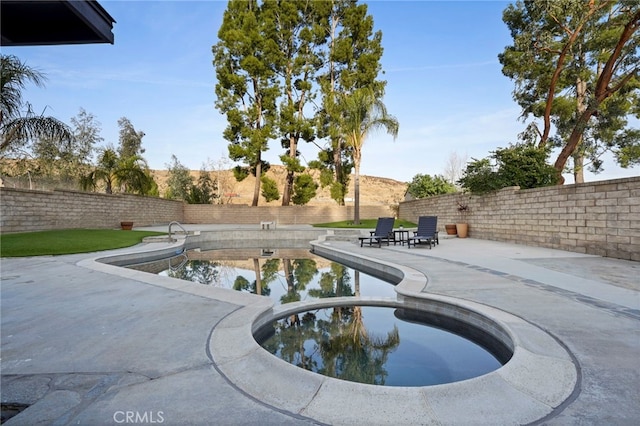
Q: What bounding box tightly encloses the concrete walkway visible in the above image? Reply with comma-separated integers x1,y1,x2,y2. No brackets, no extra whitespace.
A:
1,225,639,425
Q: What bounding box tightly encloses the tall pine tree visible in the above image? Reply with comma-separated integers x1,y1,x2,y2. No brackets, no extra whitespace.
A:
213,0,279,206
313,0,386,205
500,0,640,183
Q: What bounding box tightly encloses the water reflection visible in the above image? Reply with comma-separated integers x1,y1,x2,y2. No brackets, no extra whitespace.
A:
257,305,503,387
145,248,396,304
311,262,353,299
129,248,505,386
230,257,282,296
166,258,222,285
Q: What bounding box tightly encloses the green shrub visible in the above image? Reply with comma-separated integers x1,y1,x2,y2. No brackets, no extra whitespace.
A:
459,144,559,194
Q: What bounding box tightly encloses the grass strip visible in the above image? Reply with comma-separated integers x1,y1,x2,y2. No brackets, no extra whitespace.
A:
0,229,166,257
313,219,416,229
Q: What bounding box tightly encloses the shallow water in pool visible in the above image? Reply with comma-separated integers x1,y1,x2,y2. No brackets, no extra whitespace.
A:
128,247,507,386
135,248,397,304
256,305,505,386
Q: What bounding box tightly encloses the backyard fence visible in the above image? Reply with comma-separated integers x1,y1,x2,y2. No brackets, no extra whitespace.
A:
0,187,393,233
2,176,638,261
0,187,184,233
399,176,640,261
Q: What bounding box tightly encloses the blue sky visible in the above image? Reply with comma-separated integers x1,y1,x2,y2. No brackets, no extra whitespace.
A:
4,0,638,183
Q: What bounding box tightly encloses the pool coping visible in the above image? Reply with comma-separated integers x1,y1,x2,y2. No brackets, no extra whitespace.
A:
80,230,579,425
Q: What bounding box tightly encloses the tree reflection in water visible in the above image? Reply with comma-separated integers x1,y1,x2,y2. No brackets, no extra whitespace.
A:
262,269,400,385
160,249,396,302
233,258,281,296
167,259,221,285
309,263,353,299
280,258,319,303
161,252,503,386
168,256,323,300
263,307,400,385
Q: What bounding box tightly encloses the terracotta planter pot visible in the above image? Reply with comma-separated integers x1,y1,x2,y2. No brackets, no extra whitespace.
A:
445,224,457,235
456,223,468,238
120,221,134,231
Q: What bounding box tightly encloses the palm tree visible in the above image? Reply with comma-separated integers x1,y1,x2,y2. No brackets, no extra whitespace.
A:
1,54,72,153
337,88,399,224
81,147,156,195
115,154,156,195
81,147,119,194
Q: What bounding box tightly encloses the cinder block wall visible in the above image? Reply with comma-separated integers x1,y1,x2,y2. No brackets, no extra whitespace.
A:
399,176,640,261
0,187,394,233
10,178,637,261
0,188,184,233
183,204,393,224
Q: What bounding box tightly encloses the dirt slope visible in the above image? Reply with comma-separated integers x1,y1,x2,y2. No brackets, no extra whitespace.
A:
150,165,407,206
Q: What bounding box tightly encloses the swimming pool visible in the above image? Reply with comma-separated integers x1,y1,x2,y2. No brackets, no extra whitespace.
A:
124,243,510,386
80,228,578,423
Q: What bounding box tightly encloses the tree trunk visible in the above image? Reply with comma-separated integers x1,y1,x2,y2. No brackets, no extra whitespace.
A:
332,138,345,206
573,76,587,184
282,171,293,206
252,159,261,206
283,259,293,294
253,258,261,295
573,152,585,184
354,270,360,297
555,107,595,184
282,134,297,206
353,153,361,225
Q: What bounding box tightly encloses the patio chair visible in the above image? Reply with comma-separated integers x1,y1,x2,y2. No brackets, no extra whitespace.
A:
359,217,395,247
407,216,438,249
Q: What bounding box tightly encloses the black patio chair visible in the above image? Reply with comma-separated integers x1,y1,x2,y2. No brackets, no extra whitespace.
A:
358,217,395,247
407,216,438,249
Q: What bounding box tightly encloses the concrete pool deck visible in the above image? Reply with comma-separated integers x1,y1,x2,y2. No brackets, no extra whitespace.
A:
1,224,639,425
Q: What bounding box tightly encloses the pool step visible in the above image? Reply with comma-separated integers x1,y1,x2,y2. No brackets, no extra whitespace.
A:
322,229,364,242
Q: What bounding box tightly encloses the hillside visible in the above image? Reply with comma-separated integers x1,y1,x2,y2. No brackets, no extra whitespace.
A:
150,165,407,206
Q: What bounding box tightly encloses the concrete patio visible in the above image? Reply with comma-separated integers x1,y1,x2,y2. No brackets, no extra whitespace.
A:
1,225,639,425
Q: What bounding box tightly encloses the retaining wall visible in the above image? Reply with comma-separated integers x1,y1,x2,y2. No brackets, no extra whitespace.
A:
0,188,184,233
0,187,393,233
4,178,637,262
183,204,393,225
399,176,640,261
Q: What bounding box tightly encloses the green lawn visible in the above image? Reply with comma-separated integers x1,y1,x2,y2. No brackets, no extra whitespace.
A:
1,221,415,257
0,229,166,257
313,219,416,229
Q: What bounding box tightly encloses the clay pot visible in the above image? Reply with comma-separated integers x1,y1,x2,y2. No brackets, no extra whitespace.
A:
120,221,134,231
456,223,468,238
445,224,457,235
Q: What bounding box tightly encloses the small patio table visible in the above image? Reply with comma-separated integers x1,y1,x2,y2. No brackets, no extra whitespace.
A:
393,229,410,246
